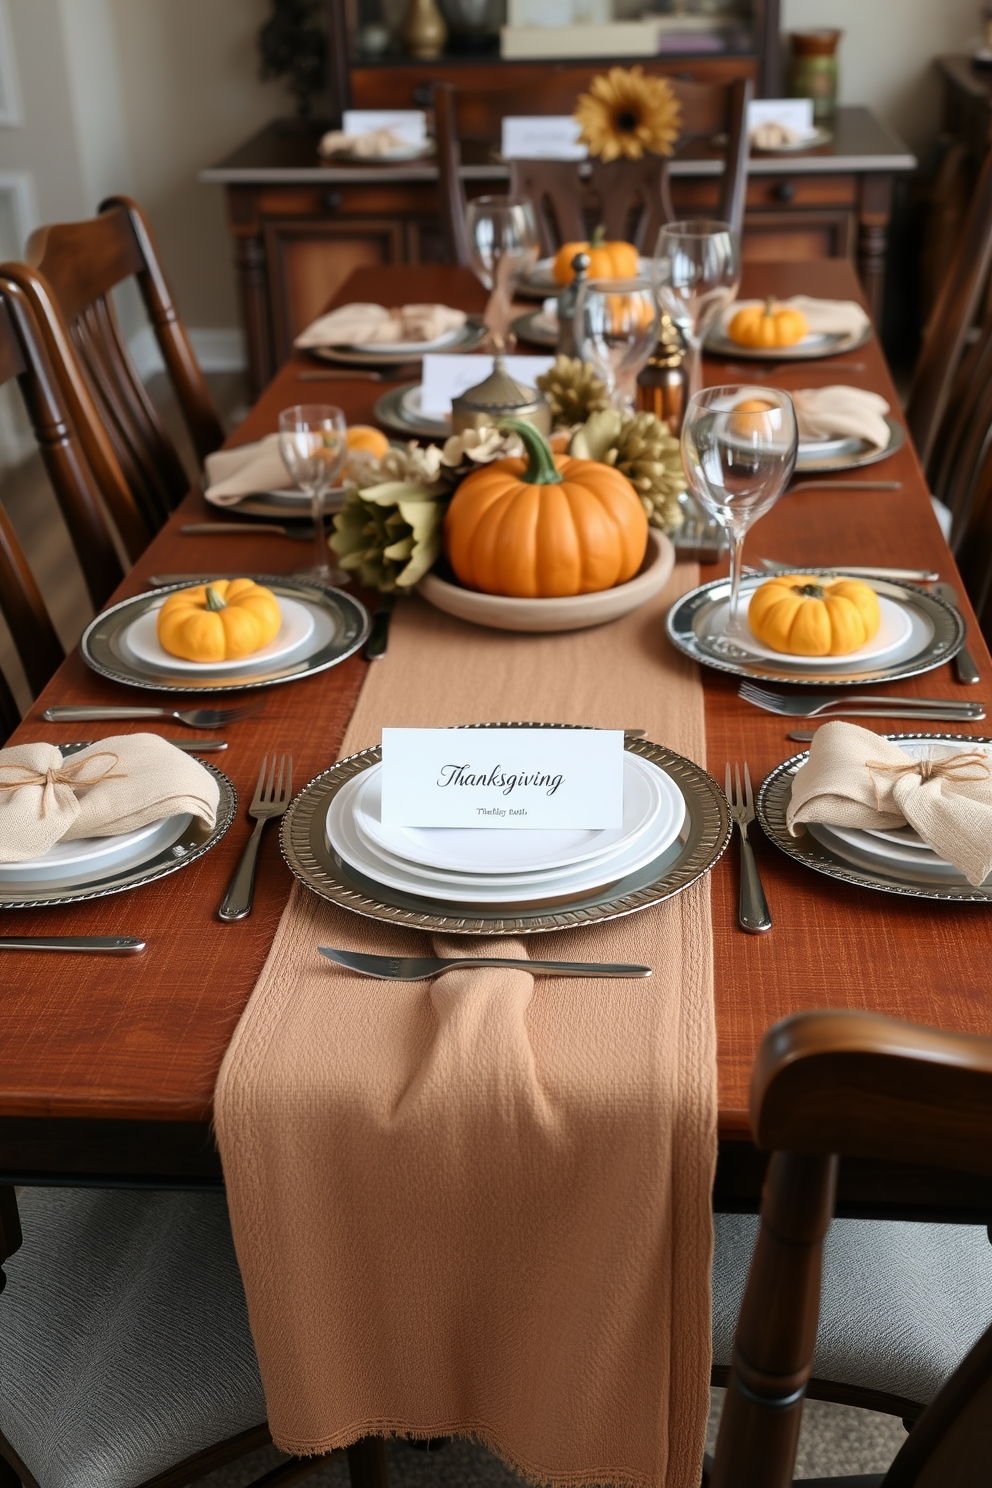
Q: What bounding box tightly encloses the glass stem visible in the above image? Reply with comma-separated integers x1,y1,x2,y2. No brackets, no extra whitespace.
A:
727,531,746,634
686,334,703,402
312,487,327,576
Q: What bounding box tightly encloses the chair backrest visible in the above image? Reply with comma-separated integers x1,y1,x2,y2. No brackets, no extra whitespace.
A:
710,1011,992,1488
3,196,224,543
906,145,992,478
435,76,751,268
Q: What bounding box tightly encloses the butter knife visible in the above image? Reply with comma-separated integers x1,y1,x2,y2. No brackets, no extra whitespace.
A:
759,558,939,583
166,739,229,752
933,581,980,685
0,936,146,953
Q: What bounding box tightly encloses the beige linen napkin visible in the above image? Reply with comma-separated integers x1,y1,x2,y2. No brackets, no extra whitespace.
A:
791,385,891,450
319,126,409,158
0,734,220,863
294,302,467,350
724,295,870,340
203,434,296,508
787,721,992,886
215,571,716,1488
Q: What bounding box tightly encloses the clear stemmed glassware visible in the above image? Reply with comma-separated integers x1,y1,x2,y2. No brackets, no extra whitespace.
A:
681,386,798,645
464,195,540,349
573,277,660,411
277,405,348,583
653,221,741,401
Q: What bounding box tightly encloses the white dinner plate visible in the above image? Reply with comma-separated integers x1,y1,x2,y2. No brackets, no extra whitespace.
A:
398,385,451,433
351,751,683,875
325,759,687,904
345,752,674,886
0,812,194,889
123,595,316,676
807,822,970,884
519,255,653,294
724,592,914,669
816,821,950,871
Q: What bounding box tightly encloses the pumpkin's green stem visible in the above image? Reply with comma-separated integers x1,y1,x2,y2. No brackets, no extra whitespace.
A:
204,583,226,611
497,418,563,485
763,296,777,315
591,224,607,249
796,582,826,599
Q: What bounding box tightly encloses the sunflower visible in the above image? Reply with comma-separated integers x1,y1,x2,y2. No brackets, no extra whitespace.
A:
574,67,681,163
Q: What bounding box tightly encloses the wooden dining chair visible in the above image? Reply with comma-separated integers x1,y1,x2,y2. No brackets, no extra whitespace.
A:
708,1010,992,1488
1,196,225,548
434,75,751,268
0,496,64,741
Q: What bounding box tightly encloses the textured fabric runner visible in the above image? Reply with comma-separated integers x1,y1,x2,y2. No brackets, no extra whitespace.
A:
215,564,716,1488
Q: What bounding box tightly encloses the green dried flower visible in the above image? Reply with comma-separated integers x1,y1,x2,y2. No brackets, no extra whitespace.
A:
329,481,448,593
569,409,686,533
536,355,610,428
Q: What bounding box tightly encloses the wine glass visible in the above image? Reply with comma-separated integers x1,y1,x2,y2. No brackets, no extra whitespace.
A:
464,196,539,349
277,405,348,583
653,221,741,401
681,386,798,644
573,277,660,411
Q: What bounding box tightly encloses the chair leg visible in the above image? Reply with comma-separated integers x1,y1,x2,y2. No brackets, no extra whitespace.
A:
0,1187,22,1295
347,1438,388,1488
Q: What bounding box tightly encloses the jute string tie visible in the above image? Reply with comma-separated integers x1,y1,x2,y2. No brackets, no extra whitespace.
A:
865,749,990,810
0,752,127,818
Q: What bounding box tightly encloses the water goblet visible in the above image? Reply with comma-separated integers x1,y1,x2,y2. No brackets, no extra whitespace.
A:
573,277,660,411
681,386,798,645
464,195,539,349
654,221,741,401
277,405,348,583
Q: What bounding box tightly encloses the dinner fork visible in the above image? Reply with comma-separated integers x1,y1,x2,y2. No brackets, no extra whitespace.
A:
43,703,259,729
318,948,652,979
725,763,772,934
218,753,293,921
737,682,985,721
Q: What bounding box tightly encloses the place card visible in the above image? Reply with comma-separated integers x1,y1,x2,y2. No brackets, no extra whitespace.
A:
746,98,815,140
380,727,624,829
501,115,588,160
341,110,427,145
420,354,556,416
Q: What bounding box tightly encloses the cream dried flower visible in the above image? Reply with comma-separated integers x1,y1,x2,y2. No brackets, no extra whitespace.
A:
345,440,445,492
440,423,524,478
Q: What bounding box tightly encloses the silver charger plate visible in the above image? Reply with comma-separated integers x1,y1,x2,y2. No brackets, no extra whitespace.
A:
705,323,872,361
206,489,349,522
757,733,992,903
373,382,450,440
280,724,730,935
80,576,371,695
795,417,905,474
666,570,964,687
0,743,236,909
310,318,485,368
512,310,558,348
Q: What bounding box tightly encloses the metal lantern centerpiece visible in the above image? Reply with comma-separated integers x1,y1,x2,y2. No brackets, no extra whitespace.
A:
450,356,552,435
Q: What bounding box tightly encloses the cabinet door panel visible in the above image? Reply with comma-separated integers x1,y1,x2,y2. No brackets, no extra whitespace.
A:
742,210,854,263
264,220,404,364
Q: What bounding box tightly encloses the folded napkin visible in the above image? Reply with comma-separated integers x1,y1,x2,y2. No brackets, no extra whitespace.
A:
750,121,804,149
203,435,295,508
0,734,220,863
787,721,992,886
724,295,870,341
295,302,466,351
791,385,891,450
319,126,409,158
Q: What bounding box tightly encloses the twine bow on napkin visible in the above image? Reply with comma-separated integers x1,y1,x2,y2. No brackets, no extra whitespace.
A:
787,721,992,886
0,735,221,864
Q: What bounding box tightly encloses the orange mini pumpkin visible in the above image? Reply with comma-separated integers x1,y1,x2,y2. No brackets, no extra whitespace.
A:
444,419,648,598
552,226,640,286
346,425,390,458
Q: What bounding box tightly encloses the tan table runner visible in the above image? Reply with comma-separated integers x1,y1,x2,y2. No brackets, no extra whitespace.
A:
215,564,716,1488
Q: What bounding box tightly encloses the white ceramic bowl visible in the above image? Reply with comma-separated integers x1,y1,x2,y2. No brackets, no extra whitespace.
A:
417,529,676,633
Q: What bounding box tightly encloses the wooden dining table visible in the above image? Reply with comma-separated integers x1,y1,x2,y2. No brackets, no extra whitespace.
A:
3,256,992,1270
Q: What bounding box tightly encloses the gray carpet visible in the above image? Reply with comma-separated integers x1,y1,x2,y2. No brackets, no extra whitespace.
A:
195,1391,908,1487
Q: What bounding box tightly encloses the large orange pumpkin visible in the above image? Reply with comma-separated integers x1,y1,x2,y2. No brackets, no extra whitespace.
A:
444,419,648,598
552,226,639,287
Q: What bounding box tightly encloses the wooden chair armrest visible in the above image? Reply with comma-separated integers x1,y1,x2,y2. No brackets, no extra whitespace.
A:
751,1010,992,1176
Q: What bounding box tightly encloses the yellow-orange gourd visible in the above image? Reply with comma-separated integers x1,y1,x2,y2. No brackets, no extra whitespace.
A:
444,419,648,598
346,425,390,458
157,579,282,663
748,574,881,657
553,227,639,286
728,297,809,349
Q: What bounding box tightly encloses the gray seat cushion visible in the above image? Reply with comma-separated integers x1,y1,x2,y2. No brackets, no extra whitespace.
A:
713,1214,992,1406
0,1188,266,1488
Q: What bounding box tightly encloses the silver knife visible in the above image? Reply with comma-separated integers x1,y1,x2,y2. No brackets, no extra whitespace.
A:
0,936,146,953
167,739,228,752
933,581,980,685
759,558,940,583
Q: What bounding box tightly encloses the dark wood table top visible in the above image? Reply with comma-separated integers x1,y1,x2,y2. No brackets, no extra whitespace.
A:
3,259,990,1208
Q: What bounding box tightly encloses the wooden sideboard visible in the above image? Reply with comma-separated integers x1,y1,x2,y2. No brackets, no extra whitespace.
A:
201,104,915,395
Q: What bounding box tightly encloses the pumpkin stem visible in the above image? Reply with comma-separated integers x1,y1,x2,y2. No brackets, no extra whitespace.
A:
497,418,563,485
796,582,826,599
763,296,778,316
591,224,607,249
204,583,226,611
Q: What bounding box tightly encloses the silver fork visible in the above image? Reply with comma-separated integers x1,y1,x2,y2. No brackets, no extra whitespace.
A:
43,703,258,730
318,947,652,979
737,682,985,720
218,753,293,921
725,763,772,934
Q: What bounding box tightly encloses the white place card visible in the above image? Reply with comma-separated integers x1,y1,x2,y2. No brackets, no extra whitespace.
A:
420,354,556,416
380,727,624,829
746,98,815,140
501,115,588,160
341,110,427,145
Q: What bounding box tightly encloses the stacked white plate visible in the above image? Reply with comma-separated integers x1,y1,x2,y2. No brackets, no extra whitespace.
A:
0,813,193,890
325,751,687,905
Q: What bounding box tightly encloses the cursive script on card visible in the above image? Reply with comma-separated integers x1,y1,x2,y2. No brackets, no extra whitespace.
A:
437,763,564,797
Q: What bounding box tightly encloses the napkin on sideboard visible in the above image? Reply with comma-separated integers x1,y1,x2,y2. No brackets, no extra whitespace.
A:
724,295,870,341
791,385,891,450
787,721,992,886
203,435,296,507
0,735,220,862
318,126,409,158
294,302,467,350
